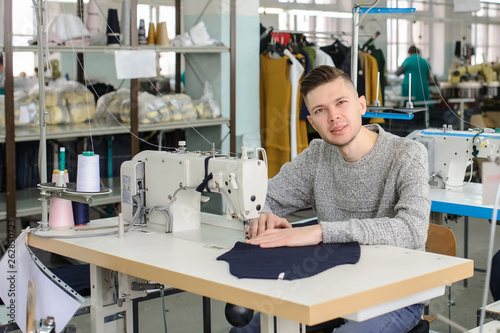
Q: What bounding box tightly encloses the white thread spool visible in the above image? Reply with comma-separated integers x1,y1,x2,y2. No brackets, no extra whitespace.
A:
76,152,100,192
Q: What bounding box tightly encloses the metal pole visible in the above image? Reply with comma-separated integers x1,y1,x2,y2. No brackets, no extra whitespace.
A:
351,7,359,88
4,0,17,243
230,0,236,154
36,0,49,230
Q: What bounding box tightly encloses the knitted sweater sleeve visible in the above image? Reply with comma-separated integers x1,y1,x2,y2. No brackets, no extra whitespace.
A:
263,143,318,217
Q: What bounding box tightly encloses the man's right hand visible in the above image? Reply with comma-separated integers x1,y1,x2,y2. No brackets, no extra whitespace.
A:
250,212,292,238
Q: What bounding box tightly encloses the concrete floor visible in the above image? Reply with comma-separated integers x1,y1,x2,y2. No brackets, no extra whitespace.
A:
1,213,499,332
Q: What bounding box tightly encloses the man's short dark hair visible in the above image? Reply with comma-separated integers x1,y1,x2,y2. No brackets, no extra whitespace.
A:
299,65,354,98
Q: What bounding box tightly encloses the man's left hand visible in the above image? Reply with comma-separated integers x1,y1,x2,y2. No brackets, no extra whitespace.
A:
246,224,323,248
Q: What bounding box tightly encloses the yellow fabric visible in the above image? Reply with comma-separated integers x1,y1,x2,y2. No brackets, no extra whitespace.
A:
365,52,385,124
359,51,369,103
260,53,292,178
296,83,309,155
292,53,309,155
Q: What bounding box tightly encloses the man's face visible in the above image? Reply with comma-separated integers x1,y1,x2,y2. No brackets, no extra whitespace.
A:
305,79,366,148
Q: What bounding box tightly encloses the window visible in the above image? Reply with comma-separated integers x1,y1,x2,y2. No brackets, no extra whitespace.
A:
9,2,177,79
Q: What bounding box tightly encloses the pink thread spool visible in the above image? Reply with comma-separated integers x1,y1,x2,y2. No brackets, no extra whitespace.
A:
48,170,75,230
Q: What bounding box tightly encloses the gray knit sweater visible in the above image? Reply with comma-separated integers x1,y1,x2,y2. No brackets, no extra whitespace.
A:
264,124,431,250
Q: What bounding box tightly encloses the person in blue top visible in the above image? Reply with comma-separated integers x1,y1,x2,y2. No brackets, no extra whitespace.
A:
396,46,431,103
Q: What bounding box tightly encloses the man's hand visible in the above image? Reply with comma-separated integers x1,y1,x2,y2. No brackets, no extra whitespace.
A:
250,212,292,237
246,224,323,248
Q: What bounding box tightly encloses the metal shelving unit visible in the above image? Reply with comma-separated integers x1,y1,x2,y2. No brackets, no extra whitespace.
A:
1,0,236,238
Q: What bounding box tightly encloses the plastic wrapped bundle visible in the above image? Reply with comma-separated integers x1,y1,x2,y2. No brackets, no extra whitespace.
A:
0,92,39,127
96,88,130,123
163,93,198,121
119,92,172,124
29,85,70,125
60,81,96,123
195,82,220,119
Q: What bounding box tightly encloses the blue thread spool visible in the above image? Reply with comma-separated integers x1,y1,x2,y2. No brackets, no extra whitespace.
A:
72,202,90,226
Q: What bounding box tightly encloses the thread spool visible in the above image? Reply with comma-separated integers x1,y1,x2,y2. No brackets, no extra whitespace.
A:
147,22,156,45
106,8,120,46
55,147,67,187
138,19,147,45
120,0,131,46
72,202,90,226
86,0,100,35
156,22,169,46
76,152,101,192
49,170,74,230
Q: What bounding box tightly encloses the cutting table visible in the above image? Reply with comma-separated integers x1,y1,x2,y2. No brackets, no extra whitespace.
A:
28,213,474,332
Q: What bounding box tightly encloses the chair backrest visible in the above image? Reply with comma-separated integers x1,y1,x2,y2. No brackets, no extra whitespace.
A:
425,224,457,257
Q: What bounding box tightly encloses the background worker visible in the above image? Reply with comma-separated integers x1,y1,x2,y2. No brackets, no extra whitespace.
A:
396,45,431,103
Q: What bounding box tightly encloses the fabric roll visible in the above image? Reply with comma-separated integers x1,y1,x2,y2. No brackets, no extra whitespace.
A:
147,22,156,45
106,8,120,45
138,19,147,45
86,0,99,35
157,22,169,46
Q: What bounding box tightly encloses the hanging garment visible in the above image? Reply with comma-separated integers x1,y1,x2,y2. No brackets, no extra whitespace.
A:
302,46,317,69
270,32,291,46
365,52,385,124
260,53,292,178
367,45,386,105
284,49,306,160
315,48,335,67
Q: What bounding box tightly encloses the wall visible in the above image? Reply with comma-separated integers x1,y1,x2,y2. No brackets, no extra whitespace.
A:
183,0,260,155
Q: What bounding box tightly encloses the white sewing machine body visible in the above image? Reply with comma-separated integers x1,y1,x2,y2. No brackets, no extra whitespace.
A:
120,148,268,233
407,127,500,191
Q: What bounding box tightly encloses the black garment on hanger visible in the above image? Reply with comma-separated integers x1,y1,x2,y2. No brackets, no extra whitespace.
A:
260,23,273,54
320,41,365,98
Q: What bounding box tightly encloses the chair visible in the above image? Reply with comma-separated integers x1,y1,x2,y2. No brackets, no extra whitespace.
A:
409,223,457,333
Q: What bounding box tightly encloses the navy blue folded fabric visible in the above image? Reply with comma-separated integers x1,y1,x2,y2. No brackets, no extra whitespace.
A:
217,241,360,280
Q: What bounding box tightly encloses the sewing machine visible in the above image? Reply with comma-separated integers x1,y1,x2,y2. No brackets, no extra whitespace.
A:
407,127,500,191
120,145,268,234
449,62,497,83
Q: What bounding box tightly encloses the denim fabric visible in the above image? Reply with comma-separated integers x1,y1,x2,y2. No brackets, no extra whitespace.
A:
333,304,424,333
229,303,424,333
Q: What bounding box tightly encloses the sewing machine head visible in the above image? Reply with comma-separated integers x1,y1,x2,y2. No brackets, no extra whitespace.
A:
120,146,268,233
407,126,500,191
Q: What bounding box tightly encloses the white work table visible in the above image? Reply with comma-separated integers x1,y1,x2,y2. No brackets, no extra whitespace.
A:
430,182,493,220
430,182,495,279
28,214,473,331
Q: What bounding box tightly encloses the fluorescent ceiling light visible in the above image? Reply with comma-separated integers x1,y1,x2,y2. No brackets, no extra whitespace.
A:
259,7,285,15
287,9,352,19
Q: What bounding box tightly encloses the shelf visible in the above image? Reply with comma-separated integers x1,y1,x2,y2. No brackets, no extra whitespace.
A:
0,177,121,220
0,117,230,143
12,45,230,54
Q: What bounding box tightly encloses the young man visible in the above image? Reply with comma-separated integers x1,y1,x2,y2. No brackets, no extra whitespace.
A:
243,66,431,333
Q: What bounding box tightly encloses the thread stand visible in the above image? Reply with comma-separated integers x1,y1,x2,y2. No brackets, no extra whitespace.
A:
37,182,111,230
